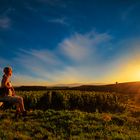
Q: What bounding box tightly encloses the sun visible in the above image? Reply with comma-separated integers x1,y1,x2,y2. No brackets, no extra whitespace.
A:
126,65,140,82
106,63,140,83
132,69,140,81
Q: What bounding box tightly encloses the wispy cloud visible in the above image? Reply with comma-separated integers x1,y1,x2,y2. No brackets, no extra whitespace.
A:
121,5,135,21
12,73,48,86
0,7,14,29
2,8,15,16
0,57,8,64
19,48,62,66
55,33,140,84
48,17,69,25
12,48,65,85
99,37,140,83
24,2,38,13
0,31,114,85
59,31,112,62
37,0,67,8
1,30,140,85
0,57,13,69
0,17,11,29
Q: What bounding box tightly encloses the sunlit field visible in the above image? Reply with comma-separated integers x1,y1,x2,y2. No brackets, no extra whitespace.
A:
0,88,140,139
1,0,140,139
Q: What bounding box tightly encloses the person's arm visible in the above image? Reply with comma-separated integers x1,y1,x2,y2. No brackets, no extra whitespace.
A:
2,77,15,96
7,81,16,96
11,86,16,96
2,77,11,89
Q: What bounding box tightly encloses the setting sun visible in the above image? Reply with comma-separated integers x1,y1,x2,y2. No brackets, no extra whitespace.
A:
130,67,140,81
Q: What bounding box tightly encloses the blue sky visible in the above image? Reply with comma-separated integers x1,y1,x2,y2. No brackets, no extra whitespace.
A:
0,0,140,86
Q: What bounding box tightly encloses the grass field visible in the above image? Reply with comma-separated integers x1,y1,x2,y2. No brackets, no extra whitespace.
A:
0,109,140,139
0,89,140,139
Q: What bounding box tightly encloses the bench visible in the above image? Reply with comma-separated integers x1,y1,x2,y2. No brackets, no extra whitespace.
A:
0,100,14,111
0,88,14,110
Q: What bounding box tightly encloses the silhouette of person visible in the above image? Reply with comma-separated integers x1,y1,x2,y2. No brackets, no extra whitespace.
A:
0,67,26,117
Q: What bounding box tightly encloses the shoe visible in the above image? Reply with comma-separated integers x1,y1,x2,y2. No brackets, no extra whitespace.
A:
15,110,21,119
22,110,27,117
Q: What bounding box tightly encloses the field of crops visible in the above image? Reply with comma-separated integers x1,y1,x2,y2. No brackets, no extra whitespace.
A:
0,90,140,139
17,90,126,113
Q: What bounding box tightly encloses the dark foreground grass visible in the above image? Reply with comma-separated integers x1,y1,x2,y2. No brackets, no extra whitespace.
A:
0,109,140,140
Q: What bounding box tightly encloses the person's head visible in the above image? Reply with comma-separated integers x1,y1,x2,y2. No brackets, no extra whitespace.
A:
3,67,12,76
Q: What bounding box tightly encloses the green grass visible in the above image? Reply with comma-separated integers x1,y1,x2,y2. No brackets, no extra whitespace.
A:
0,90,139,139
0,109,140,139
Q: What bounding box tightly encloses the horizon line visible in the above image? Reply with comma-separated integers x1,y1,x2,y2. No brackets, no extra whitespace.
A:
13,80,140,87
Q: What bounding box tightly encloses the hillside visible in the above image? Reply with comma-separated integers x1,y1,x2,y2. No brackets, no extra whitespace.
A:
15,81,140,92
14,81,140,106
71,81,140,95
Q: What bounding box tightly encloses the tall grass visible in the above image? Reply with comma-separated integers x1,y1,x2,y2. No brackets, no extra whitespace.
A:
17,90,126,113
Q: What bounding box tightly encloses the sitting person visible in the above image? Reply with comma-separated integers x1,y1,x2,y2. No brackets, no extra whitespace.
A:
0,67,26,117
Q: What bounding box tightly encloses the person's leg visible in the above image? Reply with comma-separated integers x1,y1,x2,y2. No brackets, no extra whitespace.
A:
4,96,26,112
11,96,27,117
1,96,26,117
14,103,21,118
16,96,25,112
15,103,20,112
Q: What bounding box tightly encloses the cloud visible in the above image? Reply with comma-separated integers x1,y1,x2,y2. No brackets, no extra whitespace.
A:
0,17,11,29
1,31,113,85
48,17,69,25
24,2,38,13
19,48,62,66
121,5,135,21
45,31,114,84
12,48,65,85
2,30,140,85
0,57,14,71
11,73,48,86
0,57,9,65
2,8,15,16
49,66,97,84
59,31,112,62
99,37,140,83
37,0,67,8
54,33,140,84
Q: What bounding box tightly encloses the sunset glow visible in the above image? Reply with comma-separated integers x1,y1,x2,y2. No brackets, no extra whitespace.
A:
0,0,140,86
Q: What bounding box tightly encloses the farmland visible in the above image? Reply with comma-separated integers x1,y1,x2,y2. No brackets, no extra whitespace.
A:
0,85,140,139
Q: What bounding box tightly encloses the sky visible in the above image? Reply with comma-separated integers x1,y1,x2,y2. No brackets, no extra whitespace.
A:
0,0,140,86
